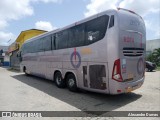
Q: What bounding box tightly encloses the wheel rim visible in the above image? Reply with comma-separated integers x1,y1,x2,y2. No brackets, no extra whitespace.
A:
56,76,61,85
68,78,75,87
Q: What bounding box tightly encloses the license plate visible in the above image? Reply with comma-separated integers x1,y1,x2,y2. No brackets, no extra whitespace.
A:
126,84,140,93
126,87,133,92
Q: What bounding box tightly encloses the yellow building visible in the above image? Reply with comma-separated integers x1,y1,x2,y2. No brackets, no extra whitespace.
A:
9,29,47,69
9,29,47,52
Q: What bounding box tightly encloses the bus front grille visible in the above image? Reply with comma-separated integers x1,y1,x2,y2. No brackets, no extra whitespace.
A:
123,47,144,57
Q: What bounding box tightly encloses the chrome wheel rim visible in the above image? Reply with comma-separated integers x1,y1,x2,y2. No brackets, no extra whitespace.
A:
68,79,75,87
56,77,61,85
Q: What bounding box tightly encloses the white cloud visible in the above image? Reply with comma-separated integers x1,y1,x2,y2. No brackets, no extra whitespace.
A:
0,0,61,45
0,0,33,30
119,0,160,17
145,19,160,38
34,0,63,3
84,0,118,17
0,0,62,30
35,21,57,31
0,32,16,46
85,0,160,17
0,21,8,30
85,0,160,39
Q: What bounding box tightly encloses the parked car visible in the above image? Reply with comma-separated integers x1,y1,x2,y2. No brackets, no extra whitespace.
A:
145,61,157,72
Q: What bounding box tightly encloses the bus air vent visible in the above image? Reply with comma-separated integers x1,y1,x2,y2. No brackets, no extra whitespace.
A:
123,47,144,57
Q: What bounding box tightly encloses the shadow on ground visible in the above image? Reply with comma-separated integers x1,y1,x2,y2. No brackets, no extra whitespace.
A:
12,74,142,114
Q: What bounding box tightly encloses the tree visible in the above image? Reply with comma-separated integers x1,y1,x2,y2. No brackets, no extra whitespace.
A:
147,48,160,66
152,48,160,66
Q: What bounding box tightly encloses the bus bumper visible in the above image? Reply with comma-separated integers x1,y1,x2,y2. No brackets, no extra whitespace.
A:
109,77,144,95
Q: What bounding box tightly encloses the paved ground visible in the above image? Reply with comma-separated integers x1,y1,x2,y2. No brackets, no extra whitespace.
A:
0,67,160,120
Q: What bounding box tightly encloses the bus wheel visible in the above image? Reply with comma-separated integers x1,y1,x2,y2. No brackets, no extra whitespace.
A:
66,74,78,92
54,72,66,88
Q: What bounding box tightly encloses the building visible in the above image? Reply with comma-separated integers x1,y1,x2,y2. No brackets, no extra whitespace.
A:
0,46,9,66
9,29,47,69
146,39,160,56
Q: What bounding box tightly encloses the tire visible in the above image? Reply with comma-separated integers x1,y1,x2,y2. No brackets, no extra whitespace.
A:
54,72,66,88
66,74,78,92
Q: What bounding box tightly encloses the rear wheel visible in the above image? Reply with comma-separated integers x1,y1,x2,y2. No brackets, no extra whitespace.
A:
54,72,66,88
66,74,78,92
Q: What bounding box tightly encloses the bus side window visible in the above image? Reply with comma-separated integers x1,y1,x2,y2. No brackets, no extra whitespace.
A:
55,30,68,49
109,15,114,28
52,35,56,50
85,15,109,45
43,36,52,51
68,24,85,48
37,39,43,52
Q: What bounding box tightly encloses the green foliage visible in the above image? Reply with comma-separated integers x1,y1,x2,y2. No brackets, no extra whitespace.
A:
146,48,160,66
156,66,160,71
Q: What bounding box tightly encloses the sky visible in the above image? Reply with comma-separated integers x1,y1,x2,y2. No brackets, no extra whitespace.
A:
0,0,160,46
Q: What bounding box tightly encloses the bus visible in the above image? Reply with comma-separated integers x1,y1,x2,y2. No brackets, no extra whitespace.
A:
19,8,146,94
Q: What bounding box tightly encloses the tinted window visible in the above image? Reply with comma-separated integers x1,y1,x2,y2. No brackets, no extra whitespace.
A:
52,35,56,50
34,40,39,52
68,24,85,48
29,41,35,53
85,15,109,45
22,44,26,54
55,30,68,49
109,15,114,28
37,39,43,52
43,36,52,51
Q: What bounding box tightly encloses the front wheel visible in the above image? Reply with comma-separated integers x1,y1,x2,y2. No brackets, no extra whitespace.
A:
54,72,66,88
66,74,78,92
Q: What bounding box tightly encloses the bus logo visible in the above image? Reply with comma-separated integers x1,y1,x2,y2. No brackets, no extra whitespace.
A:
70,48,81,69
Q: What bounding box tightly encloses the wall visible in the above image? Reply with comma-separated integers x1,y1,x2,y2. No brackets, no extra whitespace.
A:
10,49,20,69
